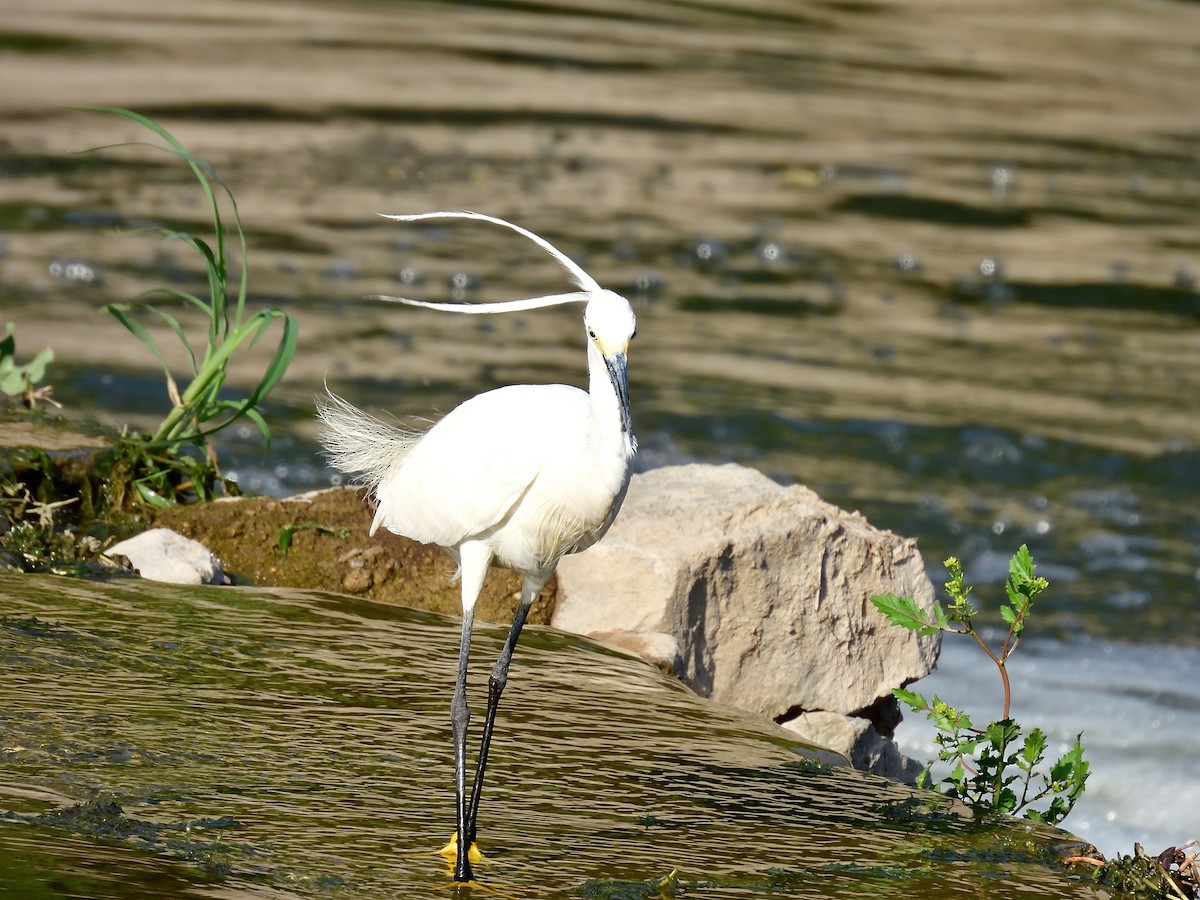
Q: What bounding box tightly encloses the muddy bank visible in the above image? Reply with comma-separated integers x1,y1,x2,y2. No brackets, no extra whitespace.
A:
0,408,548,623
151,486,556,626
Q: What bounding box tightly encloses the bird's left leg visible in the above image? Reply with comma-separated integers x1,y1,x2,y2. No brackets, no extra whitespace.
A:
448,541,492,882
465,573,547,845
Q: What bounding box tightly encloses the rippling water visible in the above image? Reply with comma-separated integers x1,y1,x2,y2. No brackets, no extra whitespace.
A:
1,0,1198,869
1,575,1096,898
3,0,1197,644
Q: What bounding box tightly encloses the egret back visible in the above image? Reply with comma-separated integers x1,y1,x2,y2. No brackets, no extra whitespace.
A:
319,384,628,573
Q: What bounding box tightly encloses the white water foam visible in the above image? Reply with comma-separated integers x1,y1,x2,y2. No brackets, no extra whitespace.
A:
893,635,1200,857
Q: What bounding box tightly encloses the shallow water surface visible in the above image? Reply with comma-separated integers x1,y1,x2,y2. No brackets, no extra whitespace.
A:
0,574,1095,898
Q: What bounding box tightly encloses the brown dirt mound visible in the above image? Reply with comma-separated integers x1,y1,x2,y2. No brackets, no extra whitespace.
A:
151,486,555,626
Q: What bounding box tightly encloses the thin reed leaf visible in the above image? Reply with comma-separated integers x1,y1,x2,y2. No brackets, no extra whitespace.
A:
104,304,173,380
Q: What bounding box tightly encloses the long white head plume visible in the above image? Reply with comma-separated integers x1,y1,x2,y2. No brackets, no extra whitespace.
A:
372,291,590,314
373,210,601,314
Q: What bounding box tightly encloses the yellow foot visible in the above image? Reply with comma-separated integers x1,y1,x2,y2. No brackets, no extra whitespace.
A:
438,831,484,867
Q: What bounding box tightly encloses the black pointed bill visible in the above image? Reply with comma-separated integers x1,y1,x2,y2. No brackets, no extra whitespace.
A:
604,351,632,435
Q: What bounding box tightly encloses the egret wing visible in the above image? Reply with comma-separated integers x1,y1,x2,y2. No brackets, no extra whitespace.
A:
370,385,581,547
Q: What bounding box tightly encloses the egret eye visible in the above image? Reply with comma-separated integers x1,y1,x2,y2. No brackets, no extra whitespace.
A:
631,329,638,341
587,328,597,340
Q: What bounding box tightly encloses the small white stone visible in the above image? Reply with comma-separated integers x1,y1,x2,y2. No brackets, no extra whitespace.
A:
107,528,228,586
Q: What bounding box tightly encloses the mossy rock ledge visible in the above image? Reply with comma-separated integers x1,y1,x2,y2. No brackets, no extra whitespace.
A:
151,487,557,626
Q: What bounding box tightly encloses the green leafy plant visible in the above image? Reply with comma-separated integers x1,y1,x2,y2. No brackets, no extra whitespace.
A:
872,545,1089,826
85,107,298,506
1,322,55,408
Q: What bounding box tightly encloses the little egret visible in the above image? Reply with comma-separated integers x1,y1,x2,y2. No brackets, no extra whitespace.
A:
316,211,638,883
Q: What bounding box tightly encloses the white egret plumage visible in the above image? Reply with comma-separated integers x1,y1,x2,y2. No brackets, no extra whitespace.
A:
316,211,637,883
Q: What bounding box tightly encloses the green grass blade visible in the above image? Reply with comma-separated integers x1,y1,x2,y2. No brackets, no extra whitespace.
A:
142,304,200,376
240,406,272,443
81,107,227,274
154,229,226,347
81,107,300,487
144,286,213,317
104,304,173,380
243,310,298,402
215,175,250,329
83,107,233,343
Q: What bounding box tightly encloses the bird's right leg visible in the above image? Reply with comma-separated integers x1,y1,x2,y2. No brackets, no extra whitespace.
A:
465,573,547,847
448,542,492,883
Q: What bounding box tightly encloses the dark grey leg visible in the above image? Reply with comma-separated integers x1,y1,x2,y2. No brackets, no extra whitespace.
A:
450,605,475,882
465,576,544,845
449,542,492,883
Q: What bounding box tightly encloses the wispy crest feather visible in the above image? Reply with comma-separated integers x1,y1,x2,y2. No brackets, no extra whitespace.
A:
373,210,600,313
315,389,423,489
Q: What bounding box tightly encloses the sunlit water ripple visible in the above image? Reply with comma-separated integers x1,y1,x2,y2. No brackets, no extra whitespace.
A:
0,575,1097,898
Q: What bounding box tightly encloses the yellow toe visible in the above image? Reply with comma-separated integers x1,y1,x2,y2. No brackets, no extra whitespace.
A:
438,831,483,865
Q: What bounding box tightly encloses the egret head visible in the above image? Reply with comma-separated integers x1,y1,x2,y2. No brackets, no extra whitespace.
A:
584,290,636,437
369,211,638,435
584,290,637,359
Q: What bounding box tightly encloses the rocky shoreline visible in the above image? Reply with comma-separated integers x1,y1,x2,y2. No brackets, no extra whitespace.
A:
111,462,940,782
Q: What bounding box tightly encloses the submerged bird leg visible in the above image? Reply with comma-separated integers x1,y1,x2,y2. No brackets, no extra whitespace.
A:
450,543,492,882
450,605,475,882
465,574,546,847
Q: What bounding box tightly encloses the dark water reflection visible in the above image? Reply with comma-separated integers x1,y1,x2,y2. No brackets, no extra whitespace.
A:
0,575,1095,898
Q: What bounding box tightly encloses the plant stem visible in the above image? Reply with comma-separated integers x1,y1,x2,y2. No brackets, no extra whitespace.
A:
968,626,1012,719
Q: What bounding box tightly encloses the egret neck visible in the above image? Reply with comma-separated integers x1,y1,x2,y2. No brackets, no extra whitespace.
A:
589,340,635,459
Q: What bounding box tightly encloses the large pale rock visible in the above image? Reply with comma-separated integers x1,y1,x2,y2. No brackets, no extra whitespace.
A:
107,528,228,586
552,464,940,723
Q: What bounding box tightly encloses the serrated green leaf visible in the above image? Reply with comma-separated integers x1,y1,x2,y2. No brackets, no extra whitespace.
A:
892,687,927,711
1009,544,1035,586
871,593,940,634
1049,736,1089,785
984,719,1020,748
995,787,1018,815
1020,729,1047,766
1046,798,1068,822
1004,578,1026,608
